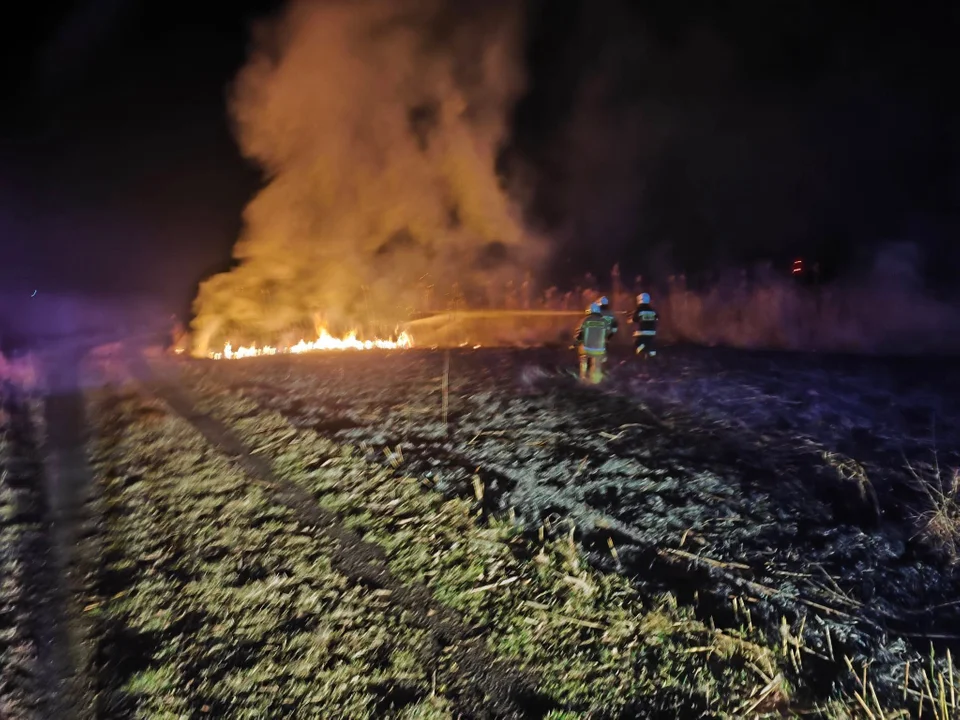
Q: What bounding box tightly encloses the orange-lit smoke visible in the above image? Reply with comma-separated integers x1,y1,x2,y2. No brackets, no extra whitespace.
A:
190,0,542,357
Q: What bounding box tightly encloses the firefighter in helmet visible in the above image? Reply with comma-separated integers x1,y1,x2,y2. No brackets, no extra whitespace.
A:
631,293,659,358
575,302,613,383
597,296,619,336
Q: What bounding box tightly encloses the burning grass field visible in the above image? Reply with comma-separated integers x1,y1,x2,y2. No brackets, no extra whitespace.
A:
3,342,960,717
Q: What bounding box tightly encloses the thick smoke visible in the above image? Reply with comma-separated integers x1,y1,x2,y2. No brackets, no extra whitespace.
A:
399,242,960,354
191,0,540,355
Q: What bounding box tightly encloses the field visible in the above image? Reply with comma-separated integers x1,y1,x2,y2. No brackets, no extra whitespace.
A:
2,343,960,718
1,382,44,717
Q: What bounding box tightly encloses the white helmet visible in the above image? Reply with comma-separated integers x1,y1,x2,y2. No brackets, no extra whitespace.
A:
638,293,651,304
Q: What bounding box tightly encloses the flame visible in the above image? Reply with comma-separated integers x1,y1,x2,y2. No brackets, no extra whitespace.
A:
210,329,412,359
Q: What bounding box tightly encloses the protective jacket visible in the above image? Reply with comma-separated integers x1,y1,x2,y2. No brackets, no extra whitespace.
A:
599,304,619,335
575,311,610,355
632,303,659,337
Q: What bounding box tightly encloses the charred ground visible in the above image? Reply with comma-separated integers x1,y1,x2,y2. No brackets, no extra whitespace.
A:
187,345,960,709
3,341,960,717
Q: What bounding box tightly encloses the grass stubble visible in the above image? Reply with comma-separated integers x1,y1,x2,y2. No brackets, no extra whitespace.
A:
27,349,950,719
0,385,43,718
85,386,460,719
908,459,960,566
167,358,960,718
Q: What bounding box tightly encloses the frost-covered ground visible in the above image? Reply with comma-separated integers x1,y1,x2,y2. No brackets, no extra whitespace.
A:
188,345,960,707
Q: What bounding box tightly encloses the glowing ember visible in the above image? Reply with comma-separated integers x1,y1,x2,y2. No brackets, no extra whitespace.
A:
211,329,412,359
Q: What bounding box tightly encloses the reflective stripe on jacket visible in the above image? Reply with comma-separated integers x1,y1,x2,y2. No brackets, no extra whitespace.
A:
600,307,618,334
576,314,609,354
632,304,659,335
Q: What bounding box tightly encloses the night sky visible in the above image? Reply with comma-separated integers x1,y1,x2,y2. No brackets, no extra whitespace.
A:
3,0,958,317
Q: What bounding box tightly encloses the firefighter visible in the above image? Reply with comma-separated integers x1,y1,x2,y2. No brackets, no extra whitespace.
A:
598,296,619,336
575,302,612,383
631,293,659,358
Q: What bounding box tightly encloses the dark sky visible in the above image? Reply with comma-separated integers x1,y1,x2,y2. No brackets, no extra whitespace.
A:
2,0,280,312
3,0,959,314
512,0,960,284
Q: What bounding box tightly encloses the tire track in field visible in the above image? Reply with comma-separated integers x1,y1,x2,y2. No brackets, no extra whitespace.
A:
185,349,960,709
41,351,103,720
129,354,552,720
3,369,96,719
1,383,62,719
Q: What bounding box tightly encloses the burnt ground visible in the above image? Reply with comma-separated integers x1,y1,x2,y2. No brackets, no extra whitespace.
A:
0,378,82,719
196,345,960,705
40,355,102,718
137,358,549,718
2,347,113,720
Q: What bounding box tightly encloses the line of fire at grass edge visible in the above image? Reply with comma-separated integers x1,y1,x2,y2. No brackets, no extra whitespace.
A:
165,358,960,719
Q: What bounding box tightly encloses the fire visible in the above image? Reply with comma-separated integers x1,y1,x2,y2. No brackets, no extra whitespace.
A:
210,329,412,359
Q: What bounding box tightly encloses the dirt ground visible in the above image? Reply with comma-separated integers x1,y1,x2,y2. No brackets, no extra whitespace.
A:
4,342,960,717
182,345,960,709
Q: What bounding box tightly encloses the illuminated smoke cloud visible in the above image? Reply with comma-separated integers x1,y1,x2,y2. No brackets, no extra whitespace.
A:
190,0,541,355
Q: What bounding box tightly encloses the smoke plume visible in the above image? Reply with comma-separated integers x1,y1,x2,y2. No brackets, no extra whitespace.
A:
190,0,540,355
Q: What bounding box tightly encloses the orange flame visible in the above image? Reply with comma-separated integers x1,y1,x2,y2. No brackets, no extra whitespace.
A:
210,329,413,359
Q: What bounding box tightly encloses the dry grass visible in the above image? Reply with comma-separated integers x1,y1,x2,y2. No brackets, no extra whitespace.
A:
171,358,951,717
815,649,959,720
85,387,462,718
908,459,960,564
173,363,793,715
0,384,42,719
821,450,881,522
